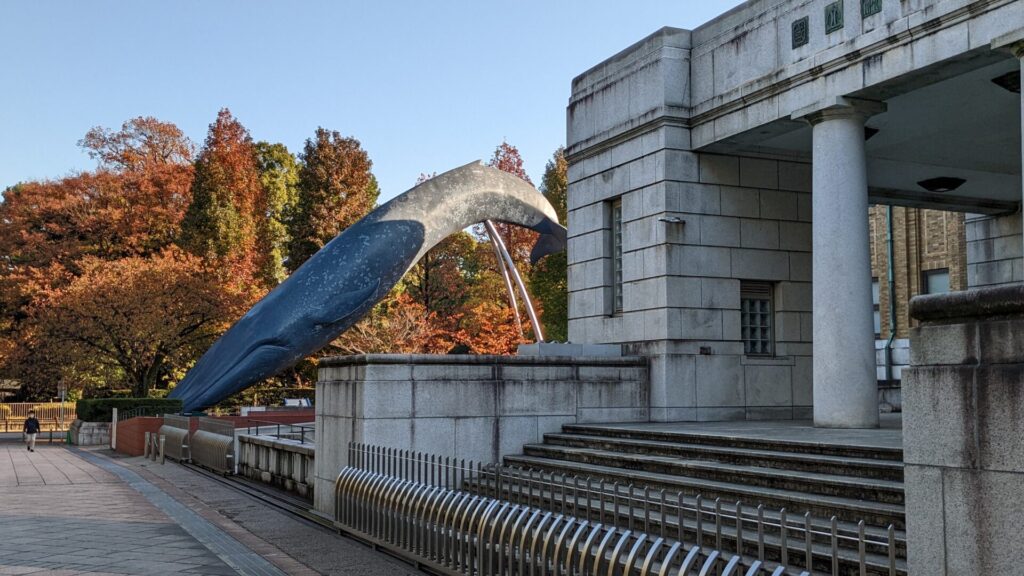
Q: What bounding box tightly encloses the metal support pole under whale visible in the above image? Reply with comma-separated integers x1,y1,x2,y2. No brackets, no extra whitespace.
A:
169,161,567,412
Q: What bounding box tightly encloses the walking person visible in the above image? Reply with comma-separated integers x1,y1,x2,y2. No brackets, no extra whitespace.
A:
23,409,40,452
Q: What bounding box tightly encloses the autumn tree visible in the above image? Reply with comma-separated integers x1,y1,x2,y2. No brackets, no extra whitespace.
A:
179,109,268,285
26,249,249,397
287,128,375,271
486,141,538,266
331,290,456,355
529,147,569,341
0,118,195,397
80,116,194,172
254,141,299,285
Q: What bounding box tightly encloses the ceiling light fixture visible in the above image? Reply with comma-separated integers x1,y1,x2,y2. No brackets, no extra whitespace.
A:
918,177,967,193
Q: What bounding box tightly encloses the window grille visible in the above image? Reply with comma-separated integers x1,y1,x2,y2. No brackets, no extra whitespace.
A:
872,278,881,337
610,199,623,314
741,281,773,356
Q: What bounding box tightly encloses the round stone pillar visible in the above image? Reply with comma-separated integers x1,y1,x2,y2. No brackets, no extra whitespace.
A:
801,99,885,428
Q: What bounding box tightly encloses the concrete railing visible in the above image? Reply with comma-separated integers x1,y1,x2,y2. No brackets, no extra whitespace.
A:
238,433,315,499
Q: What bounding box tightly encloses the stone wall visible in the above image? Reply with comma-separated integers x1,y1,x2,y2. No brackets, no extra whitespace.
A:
567,29,812,422
966,212,1023,288
903,284,1024,575
238,435,314,500
313,354,648,515
68,420,110,446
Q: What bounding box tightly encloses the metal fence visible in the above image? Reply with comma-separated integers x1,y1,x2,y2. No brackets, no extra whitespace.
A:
1,402,76,431
244,419,315,444
191,417,235,474
336,466,799,576
116,405,171,421
347,444,906,576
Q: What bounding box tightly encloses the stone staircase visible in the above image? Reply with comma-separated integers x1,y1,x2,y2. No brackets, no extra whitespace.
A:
504,422,907,574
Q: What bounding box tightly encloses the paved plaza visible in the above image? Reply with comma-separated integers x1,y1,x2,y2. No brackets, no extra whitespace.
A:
0,442,416,575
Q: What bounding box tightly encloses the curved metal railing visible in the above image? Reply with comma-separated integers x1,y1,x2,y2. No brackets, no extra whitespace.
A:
334,466,806,576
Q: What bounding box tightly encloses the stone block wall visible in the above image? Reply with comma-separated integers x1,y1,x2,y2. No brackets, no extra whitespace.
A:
238,435,314,500
567,30,812,422
903,284,1024,575
68,420,110,446
313,354,648,515
966,212,1023,288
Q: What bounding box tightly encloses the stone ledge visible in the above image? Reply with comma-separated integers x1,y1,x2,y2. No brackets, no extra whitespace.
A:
318,353,647,368
909,283,1024,322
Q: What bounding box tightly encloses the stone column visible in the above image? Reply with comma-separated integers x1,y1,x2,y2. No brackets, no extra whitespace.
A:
903,285,1024,575
795,97,886,428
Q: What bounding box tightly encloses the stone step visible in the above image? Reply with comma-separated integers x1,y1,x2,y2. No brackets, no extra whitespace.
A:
561,424,903,462
522,444,904,505
503,454,906,530
543,433,904,481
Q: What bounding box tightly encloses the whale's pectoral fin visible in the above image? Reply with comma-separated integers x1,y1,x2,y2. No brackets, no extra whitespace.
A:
310,279,382,331
529,218,568,264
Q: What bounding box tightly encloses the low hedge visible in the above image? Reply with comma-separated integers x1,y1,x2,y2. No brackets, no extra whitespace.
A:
75,398,183,422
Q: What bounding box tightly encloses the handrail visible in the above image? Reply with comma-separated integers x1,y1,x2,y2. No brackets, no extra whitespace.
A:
243,419,314,444
334,467,814,576
345,443,906,576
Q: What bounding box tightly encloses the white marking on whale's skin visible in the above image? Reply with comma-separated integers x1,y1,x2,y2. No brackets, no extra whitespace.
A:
170,161,566,412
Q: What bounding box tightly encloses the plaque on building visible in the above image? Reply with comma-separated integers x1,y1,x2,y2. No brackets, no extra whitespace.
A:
862,0,882,17
825,1,844,33
792,16,810,48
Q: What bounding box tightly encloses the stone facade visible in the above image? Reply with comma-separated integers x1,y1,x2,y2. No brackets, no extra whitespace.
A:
313,354,648,515
903,284,1024,575
966,212,1023,287
68,420,110,446
567,1,1022,424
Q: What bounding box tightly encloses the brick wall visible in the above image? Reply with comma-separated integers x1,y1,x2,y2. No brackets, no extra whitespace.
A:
868,205,967,340
115,416,164,456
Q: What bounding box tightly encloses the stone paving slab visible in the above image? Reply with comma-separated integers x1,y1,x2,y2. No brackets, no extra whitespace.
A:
0,444,269,575
0,442,418,575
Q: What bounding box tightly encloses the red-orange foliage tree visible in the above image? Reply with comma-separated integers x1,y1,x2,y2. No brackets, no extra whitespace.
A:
0,117,199,399
29,250,250,397
485,141,539,267
330,290,458,355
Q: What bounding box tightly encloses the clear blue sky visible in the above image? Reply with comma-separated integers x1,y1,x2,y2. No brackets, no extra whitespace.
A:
0,1,742,201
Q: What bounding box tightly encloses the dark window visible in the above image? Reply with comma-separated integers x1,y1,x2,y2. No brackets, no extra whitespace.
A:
741,281,774,356
610,199,623,314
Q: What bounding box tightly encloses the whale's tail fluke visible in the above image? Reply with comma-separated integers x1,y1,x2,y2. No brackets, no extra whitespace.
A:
529,217,568,264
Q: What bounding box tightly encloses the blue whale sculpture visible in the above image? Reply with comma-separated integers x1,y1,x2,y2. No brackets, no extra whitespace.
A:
169,161,567,412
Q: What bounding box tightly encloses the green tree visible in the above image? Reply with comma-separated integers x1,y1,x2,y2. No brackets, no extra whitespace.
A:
178,109,264,280
529,147,569,341
254,142,299,285
287,128,375,271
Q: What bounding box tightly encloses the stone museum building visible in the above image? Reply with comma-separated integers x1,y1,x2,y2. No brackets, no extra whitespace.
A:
565,0,1023,428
